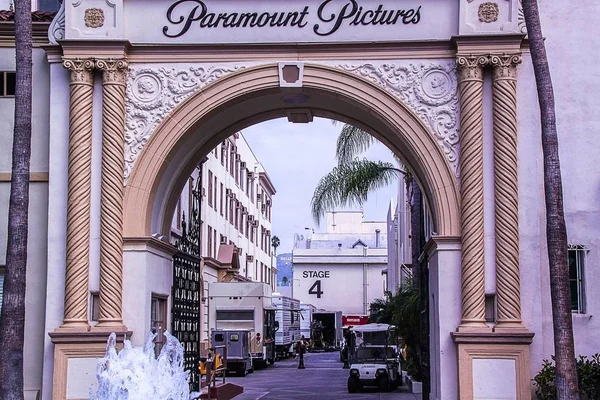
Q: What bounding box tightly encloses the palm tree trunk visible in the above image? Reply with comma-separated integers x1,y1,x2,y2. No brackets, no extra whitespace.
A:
410,178,423,289
521,1,579,398
0,2,33,399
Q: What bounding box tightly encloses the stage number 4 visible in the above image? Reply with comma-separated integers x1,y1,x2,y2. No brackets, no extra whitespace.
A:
308,280,323,298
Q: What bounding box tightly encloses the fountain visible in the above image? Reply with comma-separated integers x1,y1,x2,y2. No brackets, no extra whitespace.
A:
89,331,200,400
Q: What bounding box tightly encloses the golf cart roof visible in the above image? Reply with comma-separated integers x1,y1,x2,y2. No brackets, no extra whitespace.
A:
350,323,395,333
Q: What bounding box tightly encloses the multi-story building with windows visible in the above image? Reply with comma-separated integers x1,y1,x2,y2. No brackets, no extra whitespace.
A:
171,132,276,340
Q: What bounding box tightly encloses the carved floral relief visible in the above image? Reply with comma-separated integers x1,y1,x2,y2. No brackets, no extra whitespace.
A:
478,2,499,23
84,8,105,29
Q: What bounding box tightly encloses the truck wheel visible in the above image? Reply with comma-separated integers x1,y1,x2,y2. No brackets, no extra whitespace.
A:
238,367,247,377
347,377,360,393
378,376,390,392
268,358,275,365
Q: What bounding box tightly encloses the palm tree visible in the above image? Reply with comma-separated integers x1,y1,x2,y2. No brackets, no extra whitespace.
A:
522,1,579,398
271,235,280,256
0,1,33,398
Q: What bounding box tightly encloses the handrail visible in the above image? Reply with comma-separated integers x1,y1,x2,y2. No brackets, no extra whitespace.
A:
203,345,228,400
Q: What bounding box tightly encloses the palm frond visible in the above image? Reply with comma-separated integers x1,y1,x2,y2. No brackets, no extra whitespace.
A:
311,159,404,224
336,125,377,165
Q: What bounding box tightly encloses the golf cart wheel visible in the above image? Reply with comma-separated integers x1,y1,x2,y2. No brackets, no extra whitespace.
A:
347,377,360,393
378,375,390,392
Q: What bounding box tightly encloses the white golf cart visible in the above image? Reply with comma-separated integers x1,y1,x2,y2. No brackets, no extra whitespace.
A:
346,323,402,393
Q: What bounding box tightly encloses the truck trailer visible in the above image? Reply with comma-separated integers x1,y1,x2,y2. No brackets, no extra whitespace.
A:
208,282,276,367
299,302,316,341
272,293,301,359
310,310,343,352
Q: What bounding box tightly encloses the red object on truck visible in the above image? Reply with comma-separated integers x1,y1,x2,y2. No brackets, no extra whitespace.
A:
342,315,370,326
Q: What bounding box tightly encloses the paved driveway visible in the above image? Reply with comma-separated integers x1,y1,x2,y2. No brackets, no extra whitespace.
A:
226,351,422,400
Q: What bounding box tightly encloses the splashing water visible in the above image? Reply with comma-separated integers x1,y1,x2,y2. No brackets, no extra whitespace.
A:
90,331,200,400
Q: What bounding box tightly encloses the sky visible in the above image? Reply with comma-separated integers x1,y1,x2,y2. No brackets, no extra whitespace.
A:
242,117,399,254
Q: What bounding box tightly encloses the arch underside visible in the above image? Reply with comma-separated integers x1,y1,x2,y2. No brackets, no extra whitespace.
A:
123,64,460,239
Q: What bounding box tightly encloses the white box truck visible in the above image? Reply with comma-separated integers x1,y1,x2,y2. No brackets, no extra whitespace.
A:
299,302,316,341
208,282,276,367
272,293,301,358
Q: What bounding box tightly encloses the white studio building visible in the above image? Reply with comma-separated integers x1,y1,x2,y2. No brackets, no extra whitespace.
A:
0,0,599,399
292,211,387,315
167,132,276,344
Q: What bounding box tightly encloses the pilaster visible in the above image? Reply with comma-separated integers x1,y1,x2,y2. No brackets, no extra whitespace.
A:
60,57,95,330
456,54,489,331
490,53,525,330
95,58,129,329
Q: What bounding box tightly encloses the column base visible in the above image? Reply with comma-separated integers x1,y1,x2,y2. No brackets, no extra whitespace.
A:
452,331,534,400
456,321,493,333
94,319,127,331
49,329,132,400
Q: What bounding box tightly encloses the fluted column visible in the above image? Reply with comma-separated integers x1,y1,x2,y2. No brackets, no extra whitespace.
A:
491,53,524,329
61,58,95,328
95,58,128,328
457,55,489,329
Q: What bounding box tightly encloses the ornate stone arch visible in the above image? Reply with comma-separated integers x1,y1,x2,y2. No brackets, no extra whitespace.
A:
123,63,460,239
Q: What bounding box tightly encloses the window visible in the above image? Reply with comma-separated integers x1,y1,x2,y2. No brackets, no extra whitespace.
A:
216,310,254,320
220,183,224,215
214,176,218,208
151,295,168,357
230,333,240,342
234,201,239,230
0,72,16,97
224,142,229,171
37,0,61,12
240,169,245,192
221,144,225,166
569,245,587,313
207,171,213,208
230,150,235,176
214,333,225,342
207,226,213,257
0,267,5,313
213,229,217,258
90,292,100,322
229,199,234,225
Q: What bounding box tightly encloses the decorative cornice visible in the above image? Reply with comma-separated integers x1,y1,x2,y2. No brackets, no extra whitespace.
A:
62,57,95,85
124,64,247,180
336,61,460,176
96,58,129,85
490,53,522,80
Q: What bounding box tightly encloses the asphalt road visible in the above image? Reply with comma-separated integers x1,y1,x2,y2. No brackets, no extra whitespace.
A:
226,351,422,400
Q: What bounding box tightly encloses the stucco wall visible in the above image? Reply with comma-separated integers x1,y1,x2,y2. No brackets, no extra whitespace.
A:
518,0,600,380
0,46,50,399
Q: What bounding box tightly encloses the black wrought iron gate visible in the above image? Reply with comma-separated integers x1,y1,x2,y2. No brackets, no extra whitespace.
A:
172,167,202,392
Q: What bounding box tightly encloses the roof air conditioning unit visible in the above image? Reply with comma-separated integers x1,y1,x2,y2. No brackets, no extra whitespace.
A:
240,162,246,169
257,193,262,202
236,154,241,161
261,204,266,212
266,199,272,206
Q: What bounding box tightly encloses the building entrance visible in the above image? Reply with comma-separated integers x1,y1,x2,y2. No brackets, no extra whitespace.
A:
43,1,533,399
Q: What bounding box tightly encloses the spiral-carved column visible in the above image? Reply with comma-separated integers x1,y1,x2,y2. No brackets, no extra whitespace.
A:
96,58,128,328
457,55,489,329
491,54,524,328
61,58,95,328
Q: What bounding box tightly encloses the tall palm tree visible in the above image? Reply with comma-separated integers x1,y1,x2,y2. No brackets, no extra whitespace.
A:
522,1,579,398
271,235,280,256
0,1,33,399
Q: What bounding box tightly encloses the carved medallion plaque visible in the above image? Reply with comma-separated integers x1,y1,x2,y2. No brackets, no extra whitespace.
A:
84,8,105,28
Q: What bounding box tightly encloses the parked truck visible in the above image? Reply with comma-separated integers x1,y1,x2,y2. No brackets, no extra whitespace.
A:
310,310,343,352
299,302,316,342
272,293,301,359
208,282,276,367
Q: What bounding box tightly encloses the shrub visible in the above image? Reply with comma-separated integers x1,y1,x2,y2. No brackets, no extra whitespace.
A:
534,354,600,400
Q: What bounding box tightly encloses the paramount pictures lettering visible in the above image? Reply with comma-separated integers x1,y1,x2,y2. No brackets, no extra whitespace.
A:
163,0,422,38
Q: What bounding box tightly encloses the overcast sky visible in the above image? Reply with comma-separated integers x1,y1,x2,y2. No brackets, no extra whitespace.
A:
242,117,398,254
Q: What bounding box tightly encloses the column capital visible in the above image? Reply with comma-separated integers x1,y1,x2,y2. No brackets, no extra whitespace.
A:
95,58,129,85
490,53,523,80
456,54,488,81
62,57,95,85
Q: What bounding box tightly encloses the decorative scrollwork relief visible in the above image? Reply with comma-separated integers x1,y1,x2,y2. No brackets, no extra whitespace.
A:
336,62,460,176
124,65,245,180
48,0,66,45
518,0,527,35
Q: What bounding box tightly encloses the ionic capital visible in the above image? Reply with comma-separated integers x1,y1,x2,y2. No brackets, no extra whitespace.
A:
95,58,129,85
490,53,523,80
456,54,488,82
62,58,95,86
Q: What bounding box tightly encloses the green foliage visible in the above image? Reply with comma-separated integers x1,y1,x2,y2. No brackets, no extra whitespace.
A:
368,281,423,380
534,354,600,400
335,125,377,165
311,159,403,224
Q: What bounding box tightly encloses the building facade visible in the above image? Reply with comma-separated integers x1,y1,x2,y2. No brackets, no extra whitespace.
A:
0,0,598,399
292,211,387,315
170,132,276,342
